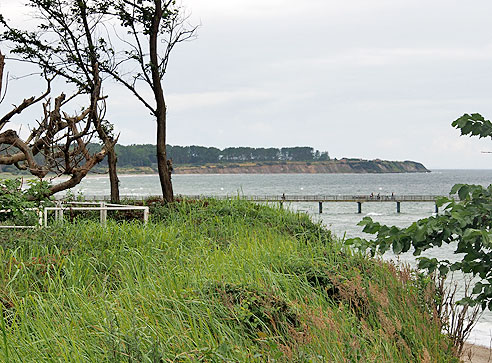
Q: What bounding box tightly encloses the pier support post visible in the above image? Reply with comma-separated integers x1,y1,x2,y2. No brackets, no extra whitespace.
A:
435,204,438,214
357,202,362,214
396,201,401,214
319,202,323,214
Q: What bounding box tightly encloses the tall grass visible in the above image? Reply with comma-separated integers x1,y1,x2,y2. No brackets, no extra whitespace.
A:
0,199,458,361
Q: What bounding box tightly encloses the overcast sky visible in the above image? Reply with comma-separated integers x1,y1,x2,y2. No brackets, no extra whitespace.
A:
2,0,492,169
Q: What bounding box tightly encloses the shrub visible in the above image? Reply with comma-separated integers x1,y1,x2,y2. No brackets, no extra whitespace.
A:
0,178,52,226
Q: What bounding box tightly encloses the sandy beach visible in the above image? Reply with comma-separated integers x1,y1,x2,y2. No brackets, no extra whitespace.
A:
462,343,492,362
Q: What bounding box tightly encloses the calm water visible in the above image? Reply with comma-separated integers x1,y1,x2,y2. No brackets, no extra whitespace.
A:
69,169,492,346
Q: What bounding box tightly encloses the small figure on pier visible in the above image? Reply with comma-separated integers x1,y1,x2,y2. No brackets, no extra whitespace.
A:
282,193,286,201
391,192,394,199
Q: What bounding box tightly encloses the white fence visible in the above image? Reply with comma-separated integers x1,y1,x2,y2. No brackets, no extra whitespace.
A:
0,208,43,229
1,202,149,229
43,201,149,227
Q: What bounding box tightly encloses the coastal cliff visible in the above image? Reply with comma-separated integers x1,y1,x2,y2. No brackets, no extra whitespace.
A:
173,159,429,174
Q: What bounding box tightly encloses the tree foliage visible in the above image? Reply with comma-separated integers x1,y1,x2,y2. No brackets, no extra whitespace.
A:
2,0,103,91
452,113,492,139
91,144,330,167
347,114,492,309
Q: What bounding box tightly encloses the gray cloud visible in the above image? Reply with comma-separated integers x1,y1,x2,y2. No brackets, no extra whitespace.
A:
2,0,492,168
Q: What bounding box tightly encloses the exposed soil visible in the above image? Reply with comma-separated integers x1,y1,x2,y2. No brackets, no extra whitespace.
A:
173,159,430,174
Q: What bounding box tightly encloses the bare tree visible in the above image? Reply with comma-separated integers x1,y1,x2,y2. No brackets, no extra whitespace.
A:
98,0,197,202
0,51,114,196
0,0,121,202
1,0,196,202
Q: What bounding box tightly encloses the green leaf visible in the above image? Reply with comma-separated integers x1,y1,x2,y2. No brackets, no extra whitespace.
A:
450,184,464,195
418,258,439,273
481,230,491,247
458,185,471,200
473,282,484,295
436,196,451,207
438,265,449,276
357,217,374,226
392,240,403,254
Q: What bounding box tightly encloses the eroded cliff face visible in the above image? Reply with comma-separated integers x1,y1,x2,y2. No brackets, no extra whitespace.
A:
173,160,429,174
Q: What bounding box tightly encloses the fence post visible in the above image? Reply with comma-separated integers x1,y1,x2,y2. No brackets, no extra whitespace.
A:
59,202,64,223
100,202,107,226
54,201,59,221
143,207,149,225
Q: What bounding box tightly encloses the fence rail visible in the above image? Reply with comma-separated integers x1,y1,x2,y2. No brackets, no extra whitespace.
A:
44,201,149,227
0,208,43,229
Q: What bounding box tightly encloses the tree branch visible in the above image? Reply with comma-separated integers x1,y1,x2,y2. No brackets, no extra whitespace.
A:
0,77,51,131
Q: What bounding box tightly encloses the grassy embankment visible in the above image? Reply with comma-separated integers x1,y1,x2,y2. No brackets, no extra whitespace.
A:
0,199,457,361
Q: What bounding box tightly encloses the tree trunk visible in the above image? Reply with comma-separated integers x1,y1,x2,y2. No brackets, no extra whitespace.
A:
78,3,121,203
151,0,173,202
107,148,120,203
0,52,4,99
156,108,173,202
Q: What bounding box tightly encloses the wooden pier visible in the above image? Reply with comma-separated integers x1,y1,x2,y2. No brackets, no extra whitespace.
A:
83,194,454,214
241,194,451,214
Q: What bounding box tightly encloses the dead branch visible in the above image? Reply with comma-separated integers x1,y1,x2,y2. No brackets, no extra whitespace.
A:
0,55,111,197
0,129,48,178
48,137,117,195
0,77,51,131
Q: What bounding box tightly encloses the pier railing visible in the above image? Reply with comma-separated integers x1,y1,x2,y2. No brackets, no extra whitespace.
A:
77,194,455,214
242,195,447,202
78,194,451,201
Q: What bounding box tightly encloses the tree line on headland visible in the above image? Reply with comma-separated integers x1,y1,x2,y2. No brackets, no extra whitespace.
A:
0,143,432,174
101,145,330,168
0,144,330,172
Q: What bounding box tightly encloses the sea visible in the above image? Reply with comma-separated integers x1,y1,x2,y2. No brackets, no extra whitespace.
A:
68,169,492,346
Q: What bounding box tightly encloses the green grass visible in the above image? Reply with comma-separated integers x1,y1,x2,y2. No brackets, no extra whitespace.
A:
0,199,457,362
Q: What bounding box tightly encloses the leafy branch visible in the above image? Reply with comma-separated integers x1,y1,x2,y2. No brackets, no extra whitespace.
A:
347,114,492,310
